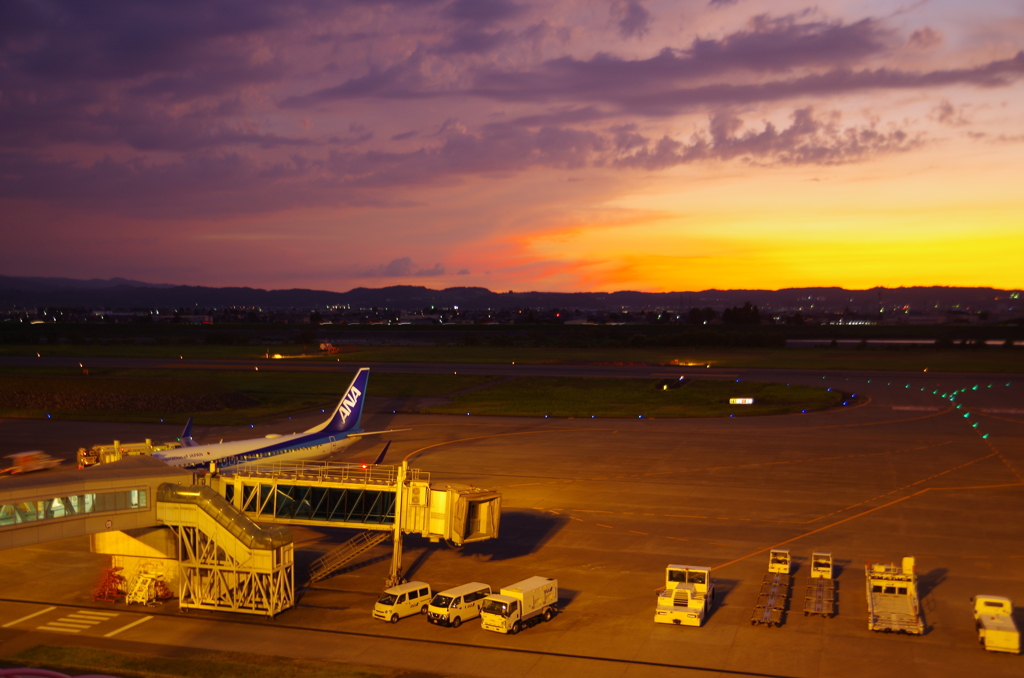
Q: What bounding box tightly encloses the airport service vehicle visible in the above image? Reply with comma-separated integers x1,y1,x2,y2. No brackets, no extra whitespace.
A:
427,582,492,627
972,595,1020,654
480,577,557,634
751,549,793,627
1,451,63,475
865,557,924,634
803,552,836,618
77,426,189,468
372,581,432,623
654,565,715,627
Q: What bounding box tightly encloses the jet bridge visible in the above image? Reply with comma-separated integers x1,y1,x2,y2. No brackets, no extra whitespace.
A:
208,460,501,545
207,460,501,586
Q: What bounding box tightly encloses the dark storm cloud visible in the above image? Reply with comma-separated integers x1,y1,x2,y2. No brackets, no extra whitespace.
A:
1,103,922,221
358,257,446,277
470,15,897,104
2,0,294,83
282,14,895,108
441,0,526,24
615,108,920,169
433,29,515,55
612,1,652,40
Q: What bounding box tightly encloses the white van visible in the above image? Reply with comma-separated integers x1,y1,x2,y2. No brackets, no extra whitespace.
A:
372,581,432,623
427,582,492,628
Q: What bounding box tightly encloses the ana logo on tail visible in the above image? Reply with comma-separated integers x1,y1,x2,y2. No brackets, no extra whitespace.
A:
339,386,362,422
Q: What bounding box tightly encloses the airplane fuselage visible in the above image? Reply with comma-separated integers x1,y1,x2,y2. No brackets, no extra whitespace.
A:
157,431,358,470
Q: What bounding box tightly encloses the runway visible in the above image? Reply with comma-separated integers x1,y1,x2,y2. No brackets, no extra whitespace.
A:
1,363,1022,677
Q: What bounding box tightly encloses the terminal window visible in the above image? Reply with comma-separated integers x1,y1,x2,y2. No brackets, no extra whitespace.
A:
0,488,148,528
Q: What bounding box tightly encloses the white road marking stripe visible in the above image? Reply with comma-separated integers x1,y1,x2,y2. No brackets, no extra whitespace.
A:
104,615,153,638
66,615,106,623
2,606,57,628
73,610,119,618
37,625,80,633
45,621,93,628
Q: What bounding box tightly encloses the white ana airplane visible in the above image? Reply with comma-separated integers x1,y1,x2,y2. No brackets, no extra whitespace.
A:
155,368,398,470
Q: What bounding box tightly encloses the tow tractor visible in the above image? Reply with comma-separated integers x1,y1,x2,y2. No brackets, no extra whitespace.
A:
751,549,792,627
654,565,715,627
803,552,836,618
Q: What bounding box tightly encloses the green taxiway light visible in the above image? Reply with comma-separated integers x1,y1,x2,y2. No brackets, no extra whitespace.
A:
982,434,989,439
972,423,979,428
972,385,978,390
964,412,970,418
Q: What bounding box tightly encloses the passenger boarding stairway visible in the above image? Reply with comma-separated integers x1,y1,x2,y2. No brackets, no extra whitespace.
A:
308,530,390,584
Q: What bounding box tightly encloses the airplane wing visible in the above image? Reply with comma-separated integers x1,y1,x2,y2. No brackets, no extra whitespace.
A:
346,428,411,437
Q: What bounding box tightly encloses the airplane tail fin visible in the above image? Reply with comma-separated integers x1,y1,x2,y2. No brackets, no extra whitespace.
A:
180,417,199,447
308,368,370,435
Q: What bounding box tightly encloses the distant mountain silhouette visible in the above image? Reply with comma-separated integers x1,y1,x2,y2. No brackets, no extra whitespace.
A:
0,276,1015,313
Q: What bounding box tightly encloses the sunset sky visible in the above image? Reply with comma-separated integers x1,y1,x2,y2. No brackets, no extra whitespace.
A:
2,0,1022,293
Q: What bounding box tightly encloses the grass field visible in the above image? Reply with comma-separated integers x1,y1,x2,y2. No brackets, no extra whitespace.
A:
0,364,841,422
0,367,497,424
422,377,845,418
7,343,1023,373
6,644,402,678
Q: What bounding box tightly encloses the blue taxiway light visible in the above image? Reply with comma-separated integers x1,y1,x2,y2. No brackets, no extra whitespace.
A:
45,413,51,419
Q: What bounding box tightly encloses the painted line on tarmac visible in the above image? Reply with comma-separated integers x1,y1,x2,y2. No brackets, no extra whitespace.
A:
712,476,1024,573
0,597,819,678
2,606,56,628
105,615,154,638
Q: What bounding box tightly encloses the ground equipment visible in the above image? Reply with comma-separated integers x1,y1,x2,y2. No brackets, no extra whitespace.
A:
865,557,924,634
972,595,1019,654
655,564,715,627
1,451,62,475
480,576,558,634
803,551,836,617
751,549,792,627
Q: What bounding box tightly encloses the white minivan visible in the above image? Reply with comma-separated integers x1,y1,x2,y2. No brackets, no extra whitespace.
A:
427,582,492,627
372,581,432,623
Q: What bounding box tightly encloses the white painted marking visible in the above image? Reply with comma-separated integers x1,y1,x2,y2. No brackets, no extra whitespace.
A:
2,606,56,628
45,621,93,629
36,625,80,633
71,610,118,618
104,615,153,638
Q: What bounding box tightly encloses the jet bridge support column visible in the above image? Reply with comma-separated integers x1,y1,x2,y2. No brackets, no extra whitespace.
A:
385,461,407,588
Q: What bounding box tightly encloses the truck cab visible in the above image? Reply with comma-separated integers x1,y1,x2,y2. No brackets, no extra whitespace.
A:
372,581,432,623
480,576,558,634
655,565,715,627
972,595,1020,654
810,552,833,579
768,549,791,575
